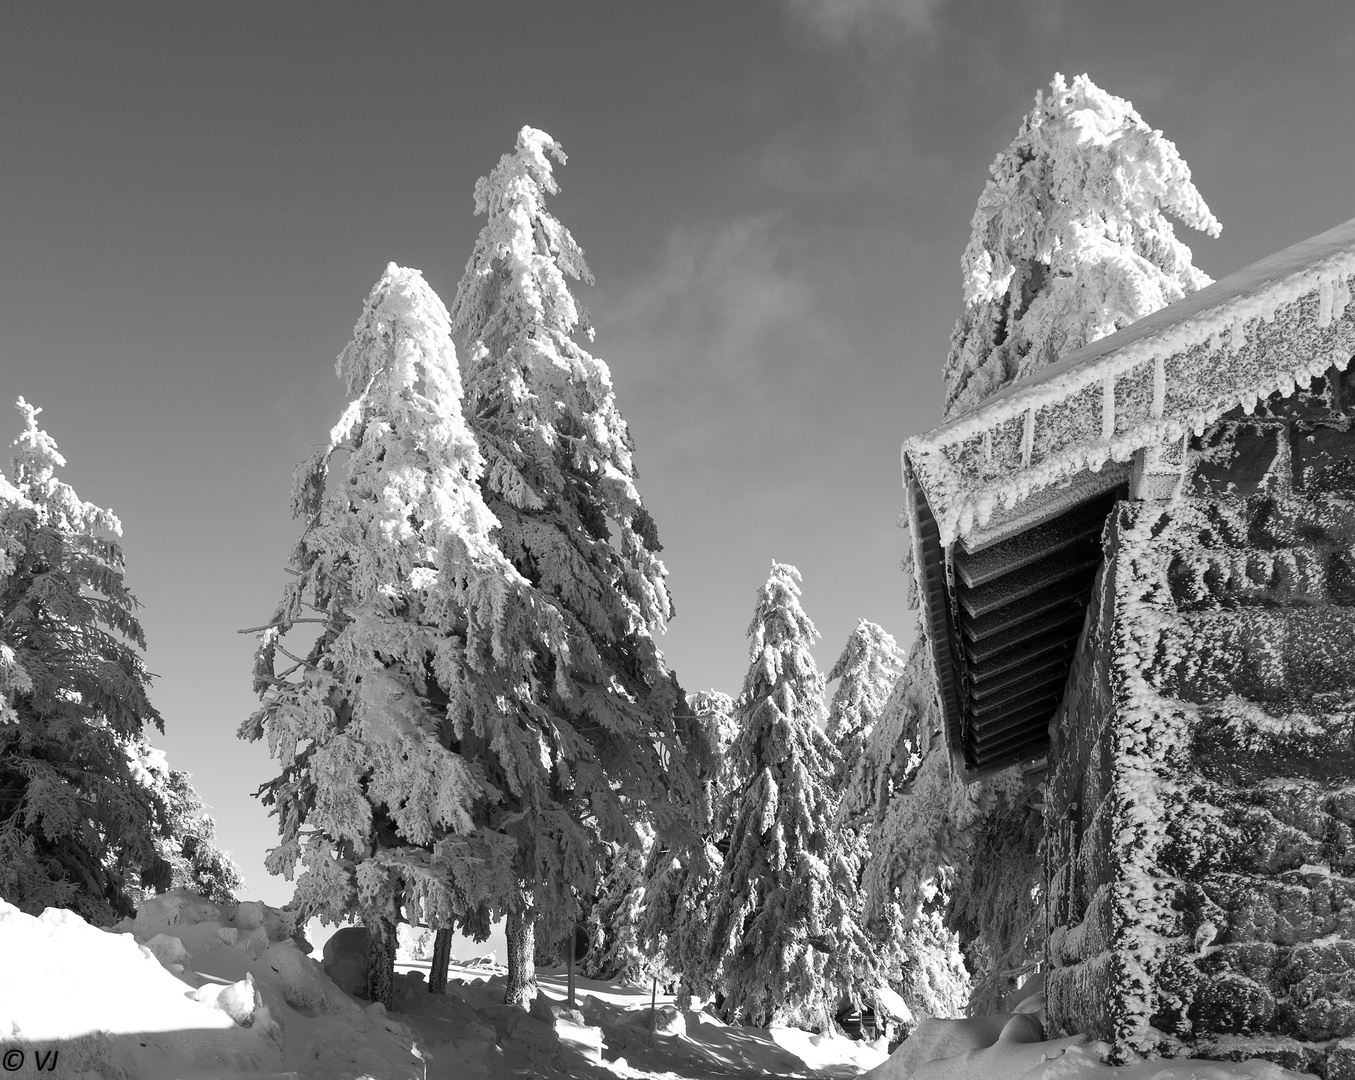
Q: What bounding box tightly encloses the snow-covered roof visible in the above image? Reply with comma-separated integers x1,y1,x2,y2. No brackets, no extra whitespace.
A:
906,215,1355,548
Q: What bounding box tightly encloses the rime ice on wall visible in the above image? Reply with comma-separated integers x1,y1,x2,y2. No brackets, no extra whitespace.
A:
1044,367,1355,1072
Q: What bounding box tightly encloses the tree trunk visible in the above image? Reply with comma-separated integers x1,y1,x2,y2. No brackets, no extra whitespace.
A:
429,927,453,994
566,930,576,1007
365,914,396,1011
504,907,537,1007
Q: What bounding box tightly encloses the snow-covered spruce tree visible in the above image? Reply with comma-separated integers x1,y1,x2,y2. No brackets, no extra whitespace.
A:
942,71,1220,419
125,737,243,905
450,126,697,1006
826,622,963,1024
0,400,171,924
890,889,971,1026
705,563,877,1029
242,264,557,1010
637,690,734,1006
582,824,655,985
690,689,738,793
826,620,903,792
848,641,1039,1013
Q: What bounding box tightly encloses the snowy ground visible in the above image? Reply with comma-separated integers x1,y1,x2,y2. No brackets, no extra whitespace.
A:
0,891,1314,1080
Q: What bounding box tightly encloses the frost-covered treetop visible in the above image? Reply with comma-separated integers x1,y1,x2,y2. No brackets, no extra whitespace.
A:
688,689,738,758
741,562,822,714
461,126,594,345
284,264,536,671
8,398,120,540
943,72,1220,420
826,620,903,749
319,262,496,563
451,124,670,641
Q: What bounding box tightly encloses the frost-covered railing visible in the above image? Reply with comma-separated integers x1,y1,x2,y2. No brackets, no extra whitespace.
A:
906,216,1355,547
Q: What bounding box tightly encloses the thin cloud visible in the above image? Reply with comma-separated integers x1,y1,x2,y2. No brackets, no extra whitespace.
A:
787,0,948,42
595,215,840,476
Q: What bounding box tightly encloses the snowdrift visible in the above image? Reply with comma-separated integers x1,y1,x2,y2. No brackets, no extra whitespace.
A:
0,890,884,1079
865,982,1310,1080
0,891,422,1079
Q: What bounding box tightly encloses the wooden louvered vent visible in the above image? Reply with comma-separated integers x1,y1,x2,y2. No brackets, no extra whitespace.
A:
912,472,1121,779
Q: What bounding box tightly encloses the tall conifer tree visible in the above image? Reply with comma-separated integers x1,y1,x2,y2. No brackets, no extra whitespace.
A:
638,690,733,1005
705,563,877,1028
242,265,556,1008
450,126,695,1006
0,400,171,923
582,825,655,986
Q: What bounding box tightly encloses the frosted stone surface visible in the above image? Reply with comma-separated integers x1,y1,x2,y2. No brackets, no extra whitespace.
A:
1045,373,1355,1069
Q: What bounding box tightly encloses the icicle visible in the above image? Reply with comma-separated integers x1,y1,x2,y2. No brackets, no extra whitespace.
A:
1101,374,1116,441
1318,275,1335,328
1335,275,1352,322
1230,315,1247,352
1152,355,1166,419
981,428,993,464
1021,408,1035,468
1208,331,1223,353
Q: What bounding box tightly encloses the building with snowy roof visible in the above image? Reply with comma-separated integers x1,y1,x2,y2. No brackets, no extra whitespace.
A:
903,216,1355,1069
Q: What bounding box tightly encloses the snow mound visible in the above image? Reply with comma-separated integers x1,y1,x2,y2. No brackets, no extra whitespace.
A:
0,891,420,1080
0,901,243,1044
865,1013,1310,1080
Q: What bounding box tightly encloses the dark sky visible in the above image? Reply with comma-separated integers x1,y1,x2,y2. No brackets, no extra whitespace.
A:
4,0,1355,911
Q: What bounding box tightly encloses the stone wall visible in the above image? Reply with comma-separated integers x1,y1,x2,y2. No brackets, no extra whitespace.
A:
1045,366,1355,1074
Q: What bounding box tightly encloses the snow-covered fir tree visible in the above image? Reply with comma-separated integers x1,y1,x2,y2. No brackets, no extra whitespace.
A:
242,264,556,1009
689,689,738,790
826,620,903,792
0,400,171,924
848,641,1040,1012
449,126,697,1006
824,621,967,1023
125,737,243,905
705,563,877,1029
682,689,740,844
942,72,1220,418
637,689,735,1006
582,824,657,986
639,833,722,1006
889,893,971,1026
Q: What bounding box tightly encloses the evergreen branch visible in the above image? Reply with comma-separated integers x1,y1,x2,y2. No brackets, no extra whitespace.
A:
237,616,328,635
